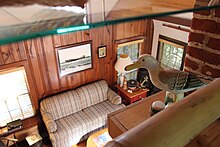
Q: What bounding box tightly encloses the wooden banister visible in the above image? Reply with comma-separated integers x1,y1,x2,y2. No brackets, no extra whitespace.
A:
105,78,220,147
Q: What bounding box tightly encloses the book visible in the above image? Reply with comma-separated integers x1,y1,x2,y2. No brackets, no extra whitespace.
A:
93,132,112,147
7,119,22,131
25,132,42,146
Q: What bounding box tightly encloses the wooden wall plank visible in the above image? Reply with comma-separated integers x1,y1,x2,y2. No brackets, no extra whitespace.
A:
10,43,22,62
0,44,13,64
103,25,114,86
17,42,27,60
125,21,132,38
36,38,51,96
131,21,138,37
76,31,82,43
82,30,90,41
26,39,46,99
115,23,124,40
42,36,60,91
53,35,62,47
60,34,68,46
0,46,4,65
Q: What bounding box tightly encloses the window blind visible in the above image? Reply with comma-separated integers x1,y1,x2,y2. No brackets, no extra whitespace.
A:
0,67,34,127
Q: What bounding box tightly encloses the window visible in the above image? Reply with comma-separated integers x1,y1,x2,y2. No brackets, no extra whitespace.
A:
157,35,187,70
117,39,143,81
0,67,34,127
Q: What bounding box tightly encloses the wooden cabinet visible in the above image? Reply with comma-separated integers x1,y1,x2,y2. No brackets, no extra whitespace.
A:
108,91,165,138
115,84,149,104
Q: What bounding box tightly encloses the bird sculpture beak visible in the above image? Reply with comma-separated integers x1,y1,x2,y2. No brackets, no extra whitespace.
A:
125,61,141,71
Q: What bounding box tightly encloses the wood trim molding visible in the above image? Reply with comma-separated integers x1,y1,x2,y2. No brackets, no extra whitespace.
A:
0,60,26,70
155,16,192,27
162,23,191,32
115,36,146,45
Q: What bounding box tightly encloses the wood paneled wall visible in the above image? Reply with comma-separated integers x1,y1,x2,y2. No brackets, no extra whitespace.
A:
0,19,153,118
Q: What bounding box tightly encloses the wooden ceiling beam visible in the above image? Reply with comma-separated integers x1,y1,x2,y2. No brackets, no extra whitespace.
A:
155,16,192,27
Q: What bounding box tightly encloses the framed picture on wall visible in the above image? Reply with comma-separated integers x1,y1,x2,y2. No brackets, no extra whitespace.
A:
56,41,92,77
98,45,107,58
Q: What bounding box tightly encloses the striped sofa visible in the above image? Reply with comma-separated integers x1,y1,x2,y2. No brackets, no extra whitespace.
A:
40,80,125,147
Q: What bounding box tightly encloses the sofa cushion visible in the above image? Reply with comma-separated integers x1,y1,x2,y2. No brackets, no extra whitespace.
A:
82,100,124,121
40,90,83,120
50,110,89,146
76,80,108,108
50,100,124,147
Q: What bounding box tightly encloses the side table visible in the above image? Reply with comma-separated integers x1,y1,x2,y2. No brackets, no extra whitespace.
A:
115,84,149,104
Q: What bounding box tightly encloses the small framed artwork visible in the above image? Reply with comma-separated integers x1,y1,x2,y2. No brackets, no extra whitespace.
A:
98,46,107,58
56,41,92,77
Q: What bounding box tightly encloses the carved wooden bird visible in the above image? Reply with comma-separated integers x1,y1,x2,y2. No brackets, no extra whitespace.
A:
125,54,206,93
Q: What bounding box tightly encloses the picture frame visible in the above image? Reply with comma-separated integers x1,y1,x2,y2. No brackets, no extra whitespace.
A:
56,41,92,77
98,45,107,58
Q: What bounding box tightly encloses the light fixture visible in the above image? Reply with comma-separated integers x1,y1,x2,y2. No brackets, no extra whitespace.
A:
114,54,133,87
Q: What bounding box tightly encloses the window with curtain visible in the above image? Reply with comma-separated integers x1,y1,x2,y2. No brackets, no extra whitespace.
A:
117,39,143,81
157,35,187,70
0,67,34,127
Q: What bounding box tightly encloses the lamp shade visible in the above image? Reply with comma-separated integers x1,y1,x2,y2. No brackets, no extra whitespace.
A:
114,54,133,73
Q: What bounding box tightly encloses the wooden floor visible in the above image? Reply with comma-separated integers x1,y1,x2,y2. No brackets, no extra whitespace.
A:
186,118,220,147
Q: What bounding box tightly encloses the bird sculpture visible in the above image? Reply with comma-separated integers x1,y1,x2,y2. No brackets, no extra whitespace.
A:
125,54,206,94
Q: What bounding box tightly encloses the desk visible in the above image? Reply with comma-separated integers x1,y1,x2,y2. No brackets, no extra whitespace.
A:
108,91,165,138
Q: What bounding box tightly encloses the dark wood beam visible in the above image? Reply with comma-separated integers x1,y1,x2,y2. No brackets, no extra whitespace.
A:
155,16,192,27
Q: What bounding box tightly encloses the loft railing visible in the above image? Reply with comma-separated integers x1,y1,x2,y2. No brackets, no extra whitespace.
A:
105,78,220,147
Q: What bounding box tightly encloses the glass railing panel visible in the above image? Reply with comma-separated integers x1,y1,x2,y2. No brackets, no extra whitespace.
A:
0,0,219,45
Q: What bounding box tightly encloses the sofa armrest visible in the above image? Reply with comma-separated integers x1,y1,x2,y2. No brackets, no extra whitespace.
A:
41,112,57,133
107,88,122,105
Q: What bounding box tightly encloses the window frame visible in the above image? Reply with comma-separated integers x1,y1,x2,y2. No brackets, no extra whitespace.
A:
0,61,37,126
156,35,187,70
114,36,146,84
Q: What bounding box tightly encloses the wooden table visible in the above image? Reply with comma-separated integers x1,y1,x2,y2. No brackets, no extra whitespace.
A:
86,128,112,147
115,84,149,104
108,91,165,138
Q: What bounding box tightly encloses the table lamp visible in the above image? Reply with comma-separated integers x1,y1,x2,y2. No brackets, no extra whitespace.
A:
114,54,133,87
